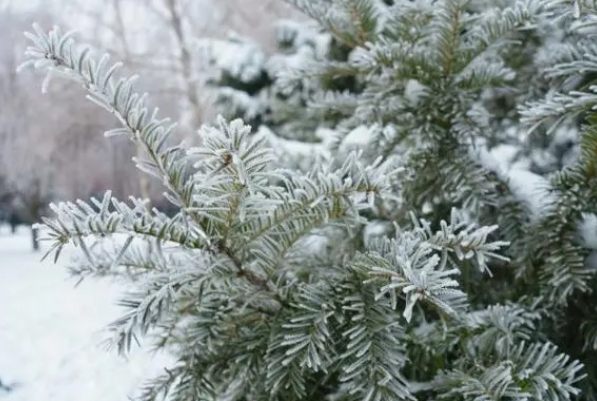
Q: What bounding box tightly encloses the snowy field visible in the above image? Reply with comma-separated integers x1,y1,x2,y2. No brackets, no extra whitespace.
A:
0,226,172,401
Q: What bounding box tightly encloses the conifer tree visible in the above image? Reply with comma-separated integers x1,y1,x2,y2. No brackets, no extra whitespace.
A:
200,18,358,142
19,0,597,400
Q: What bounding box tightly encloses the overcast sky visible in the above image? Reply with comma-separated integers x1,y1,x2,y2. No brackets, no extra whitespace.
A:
3,0,42,12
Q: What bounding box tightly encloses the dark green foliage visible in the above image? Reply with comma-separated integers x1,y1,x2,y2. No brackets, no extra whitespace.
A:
211,0,597,399
19,0,597,400
202,20,361,141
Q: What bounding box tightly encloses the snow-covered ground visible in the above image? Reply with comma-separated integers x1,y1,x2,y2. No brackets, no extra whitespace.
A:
0,226,172,401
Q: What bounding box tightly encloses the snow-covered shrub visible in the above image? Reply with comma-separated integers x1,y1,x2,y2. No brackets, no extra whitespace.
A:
18,0,597,400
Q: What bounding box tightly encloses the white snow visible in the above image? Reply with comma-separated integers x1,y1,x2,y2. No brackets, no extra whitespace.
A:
468,136,597,250
198,36,266,83
0,226,173,401
339,125,375,152
505,169,557,222
404,80,427,105
488,144,525,170
363,221,389,246
216,86,265,120
469,141,557,222
272,19,331,59
255,125,331,169
579,213,597,250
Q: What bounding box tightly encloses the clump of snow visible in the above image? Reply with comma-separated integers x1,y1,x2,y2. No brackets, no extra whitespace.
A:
255,125,327,157
404,80,427,105
469,142,507,175
364,221,390,246
297,233,329,256
339,125,375,153
268,48,308,76
421,201,434,214
273,19,330,58
489,144,526,170
581,212,597,271
506,169,557,222
254,125,330,171
469,141,557,222
584,250,597,271
579,213,597,250
198,36,266,83
552,125,578,145
214,87,265,120
550,125,580,168
267,20,331,78
315,127,340,148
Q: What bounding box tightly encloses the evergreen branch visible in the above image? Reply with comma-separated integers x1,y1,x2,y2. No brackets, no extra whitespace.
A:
278,283,337,373
286,0,382,49
580,308,597,351
187,117,283,237
282,0,333,28
463,0,540,59
535,214,591,304
577,113,597,178
454,59,515,91
235,152,400,262
358,212,508,322
308,90,360,116
509,341,585,401
17,2,597,399
434,0,466,78
543,0,597,18
433,341,584,401
544,41,597,79
106,275,180,355
404,303,543,385
354,39,438,83
412,209,510,272
360,245,468,322
39,192,210,265
138,293,264,400
477,170,533,282
102,265,212,355
402,144,502,219
523,171,594,304
134,363,187,401
65,236,201,284
265,328,309,398
464,304,542,357
519,89,597,130
338,283,413,401
21,24,194,209
342,0,382,47
434,363,531,400
275,60,361,95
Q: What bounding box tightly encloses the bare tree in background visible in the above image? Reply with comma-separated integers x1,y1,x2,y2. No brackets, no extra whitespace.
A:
57,0,302,201
0,0,302,215
0,0,302,249
0,9,56,248
0,6,134,248
62,0,298,128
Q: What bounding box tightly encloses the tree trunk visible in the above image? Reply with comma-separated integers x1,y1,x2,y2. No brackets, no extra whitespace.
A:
31,225,39,251
28,196,41,252
139,174,151,201
137,145,151,203
112,0,152,204
9,212,17,234
164,0,203,140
